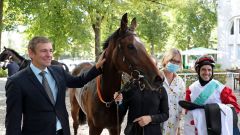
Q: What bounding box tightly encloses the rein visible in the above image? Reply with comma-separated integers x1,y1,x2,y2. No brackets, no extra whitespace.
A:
96,70,145,108
96,76,113,107
96,71,144,134
18,59,26,70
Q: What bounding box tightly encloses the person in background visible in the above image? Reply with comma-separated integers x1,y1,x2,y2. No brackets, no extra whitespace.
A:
161,48,186,135
2,56,20,77
5,36,105,135
114,57,169,135
184,55,240,135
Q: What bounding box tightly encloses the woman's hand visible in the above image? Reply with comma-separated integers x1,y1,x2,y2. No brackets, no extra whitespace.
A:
96,51,106,69
133,115,152,127
114,92,123,103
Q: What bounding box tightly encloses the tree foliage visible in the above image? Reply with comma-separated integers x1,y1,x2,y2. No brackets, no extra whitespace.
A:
136,7,170,55
173,0,217,50
1,0,217,59
3,0,93,58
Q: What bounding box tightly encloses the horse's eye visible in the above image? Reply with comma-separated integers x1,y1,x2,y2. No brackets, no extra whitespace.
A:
127,44,135,50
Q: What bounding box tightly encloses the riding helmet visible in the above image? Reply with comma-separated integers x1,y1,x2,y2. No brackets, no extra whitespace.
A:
194,55,215,72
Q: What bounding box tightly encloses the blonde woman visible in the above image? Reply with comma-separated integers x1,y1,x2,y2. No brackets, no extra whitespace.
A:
161,48,186,135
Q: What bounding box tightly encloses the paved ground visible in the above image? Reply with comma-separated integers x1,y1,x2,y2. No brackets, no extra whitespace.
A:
0,77,239,134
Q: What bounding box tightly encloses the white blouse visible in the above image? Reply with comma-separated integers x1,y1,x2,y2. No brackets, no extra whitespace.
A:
162,73,186,135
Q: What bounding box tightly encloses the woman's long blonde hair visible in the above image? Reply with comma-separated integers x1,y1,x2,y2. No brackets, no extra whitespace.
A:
161,48,182,68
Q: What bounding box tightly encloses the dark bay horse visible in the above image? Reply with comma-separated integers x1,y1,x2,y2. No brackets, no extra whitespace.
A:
0,47,69,72
69,13,164,135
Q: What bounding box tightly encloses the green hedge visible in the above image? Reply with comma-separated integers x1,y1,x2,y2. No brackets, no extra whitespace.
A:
178,69,227,88
0,69,7,77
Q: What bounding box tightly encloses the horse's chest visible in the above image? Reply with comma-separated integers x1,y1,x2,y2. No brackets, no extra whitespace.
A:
93,106,121,126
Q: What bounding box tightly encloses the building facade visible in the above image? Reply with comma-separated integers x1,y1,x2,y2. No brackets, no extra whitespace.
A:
217,0,240,69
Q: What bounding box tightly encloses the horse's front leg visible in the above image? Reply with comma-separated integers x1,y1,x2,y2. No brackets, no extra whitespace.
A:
88,120,103,135
109,127,121,135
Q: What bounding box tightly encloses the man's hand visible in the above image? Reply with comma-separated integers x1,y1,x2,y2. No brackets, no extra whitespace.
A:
96,51,106,69
133,115,152,127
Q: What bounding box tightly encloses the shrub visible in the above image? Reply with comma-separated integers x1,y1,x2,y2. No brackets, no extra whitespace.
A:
215,64,221,69
0,69,7,77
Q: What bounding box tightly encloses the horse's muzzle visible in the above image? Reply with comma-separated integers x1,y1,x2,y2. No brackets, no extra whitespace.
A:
152,75,164,89
141,75,164,91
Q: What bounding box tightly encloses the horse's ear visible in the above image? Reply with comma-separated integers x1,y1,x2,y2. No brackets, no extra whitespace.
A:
120,13,128,32
4,46,6,50
130,17,137,31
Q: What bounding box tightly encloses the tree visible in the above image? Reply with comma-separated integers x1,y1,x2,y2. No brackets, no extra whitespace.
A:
3,0,93,59
173,0,217,50
4,0,132,60
0,0,3,51
72,0,130,61
1,0,218,59
137,7,170,55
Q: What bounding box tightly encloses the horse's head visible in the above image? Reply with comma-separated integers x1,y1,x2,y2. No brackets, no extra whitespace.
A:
103,13,164,91
0,47,12,62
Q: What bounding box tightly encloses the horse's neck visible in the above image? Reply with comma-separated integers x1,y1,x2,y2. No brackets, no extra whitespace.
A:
101,65,122,99
12,55,25,65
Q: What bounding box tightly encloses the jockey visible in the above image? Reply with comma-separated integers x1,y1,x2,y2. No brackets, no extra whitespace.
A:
183,55,240,135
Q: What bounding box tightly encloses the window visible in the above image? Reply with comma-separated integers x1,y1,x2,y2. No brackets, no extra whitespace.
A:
230,22,234,35
239,19,240,34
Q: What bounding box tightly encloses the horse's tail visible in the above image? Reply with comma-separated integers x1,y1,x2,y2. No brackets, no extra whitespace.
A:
69,87,86,125
69,87,86,134
78,107,86,125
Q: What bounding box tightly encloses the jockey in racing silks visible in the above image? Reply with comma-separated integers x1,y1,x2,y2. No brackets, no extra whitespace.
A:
183,55,240,135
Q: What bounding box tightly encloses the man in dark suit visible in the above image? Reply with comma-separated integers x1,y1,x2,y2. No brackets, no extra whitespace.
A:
5,36,105,135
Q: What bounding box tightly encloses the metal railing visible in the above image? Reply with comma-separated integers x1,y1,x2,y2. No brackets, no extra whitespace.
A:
178,72,240,90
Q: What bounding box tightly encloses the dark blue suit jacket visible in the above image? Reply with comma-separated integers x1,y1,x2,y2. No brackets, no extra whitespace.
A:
5,65,101,135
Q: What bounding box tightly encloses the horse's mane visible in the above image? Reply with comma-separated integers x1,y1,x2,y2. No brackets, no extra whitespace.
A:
102,29,120,50
6,48,26,60
102,28,136,50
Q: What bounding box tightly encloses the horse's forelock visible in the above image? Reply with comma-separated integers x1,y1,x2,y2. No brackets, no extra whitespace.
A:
102,27,135,51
